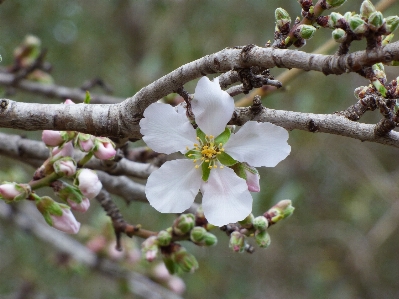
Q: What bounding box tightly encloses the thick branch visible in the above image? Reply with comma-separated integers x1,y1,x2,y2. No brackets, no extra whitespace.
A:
1,42,399,139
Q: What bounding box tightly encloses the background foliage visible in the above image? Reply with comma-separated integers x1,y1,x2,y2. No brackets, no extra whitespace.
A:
1,1,399,298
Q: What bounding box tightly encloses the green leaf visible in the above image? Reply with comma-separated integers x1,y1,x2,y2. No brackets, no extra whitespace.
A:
217,152,237,166
202,161,211,181
196,128,206,143
231,162,247,180
214,127,231,145
84,91,91,104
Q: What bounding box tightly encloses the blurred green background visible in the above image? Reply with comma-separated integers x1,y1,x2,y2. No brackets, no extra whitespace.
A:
1,0,399,298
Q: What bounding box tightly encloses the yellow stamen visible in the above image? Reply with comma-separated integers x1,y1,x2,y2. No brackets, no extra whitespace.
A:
220,166,224,169
195,165,199,169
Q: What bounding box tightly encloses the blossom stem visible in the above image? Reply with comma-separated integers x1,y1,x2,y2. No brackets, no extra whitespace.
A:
77,152,94,167
29,172,61,190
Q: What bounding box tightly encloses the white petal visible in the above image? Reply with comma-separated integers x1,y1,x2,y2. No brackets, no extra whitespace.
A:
140,103,197,154
192,77,235,137
200,167,252,226
224,121,291,167
145,159,202,213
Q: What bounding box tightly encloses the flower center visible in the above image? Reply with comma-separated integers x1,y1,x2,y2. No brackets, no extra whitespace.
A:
187,135,225,169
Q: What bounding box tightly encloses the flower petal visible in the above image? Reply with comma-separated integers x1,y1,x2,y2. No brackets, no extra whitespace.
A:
140,103,197,154
192,77,235,137
145,159,202,213
200,167,252,226
224,121,291,167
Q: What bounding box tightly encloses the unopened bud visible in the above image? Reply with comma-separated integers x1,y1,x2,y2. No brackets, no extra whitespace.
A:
93,137,116,160
203,233,217,246
76,133,95,152
332,28,347,43
36,196,80,234
0,182,31,202
229,231,246,253
190,226,207,243
243,164,260,192
141,236,159,262
275,8,291,32
255,231,271,248
172,247,199,273
51,141,74,161
53,157,77,177
266,199,295,224
75,169,102,199
349,15,368,34
157,230,172,247
328,12,344,28
325,0,347,9
368,11,384,31
360,0,376,19
42,130,64,147
253,216,269,231
297,24,316,39
173,213,195,236
385,16,399,34
238,213,254,229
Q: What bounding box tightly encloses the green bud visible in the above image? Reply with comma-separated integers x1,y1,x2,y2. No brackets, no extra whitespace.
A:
172,247,199,273
266,199,295,224
238,213,254,229
157,230,172,247
173,213,195,236
368,11,384,31
332,28,347,43
328,12,344,28
275,8,291,32
349,15,368,34
190,226,207,243
385,16,399,34
253,216,269,231
297,24,316,39
203,233,218,246
229,231,246,253
325,0,347,9
360,0,376,19
255,231,271,248
344,12,353,22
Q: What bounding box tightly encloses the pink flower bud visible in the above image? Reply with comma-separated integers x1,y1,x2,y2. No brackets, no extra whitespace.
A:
77,169,102,199
0,183,31,201
42,130,64,147
108,242,124,260
50,207,81,234
52,141,74,160
141,236,159,262
93,138,116,160
244,168,260,192
67,197,90,213
53,158,77,177
64,99,75,105
77,133,95,152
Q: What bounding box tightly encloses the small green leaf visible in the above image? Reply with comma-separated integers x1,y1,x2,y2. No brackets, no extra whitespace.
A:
196,128,206,143
202,162,211,181
217,152,237,166
214,127,231,145
84,91,91,104
231,162,247,180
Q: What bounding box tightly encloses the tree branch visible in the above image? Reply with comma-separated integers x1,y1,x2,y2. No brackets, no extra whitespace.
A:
1,42,399,141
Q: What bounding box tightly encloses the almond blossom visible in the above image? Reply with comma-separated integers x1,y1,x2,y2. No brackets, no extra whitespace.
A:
139,76,290,226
